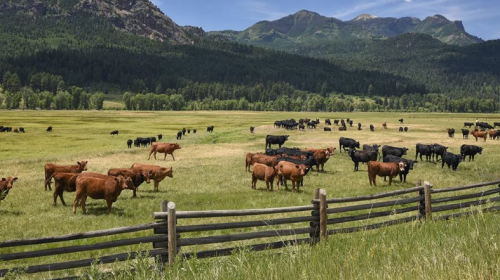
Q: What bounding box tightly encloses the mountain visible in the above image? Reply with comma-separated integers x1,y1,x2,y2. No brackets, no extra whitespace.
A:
0,0,191,44
212,10,483,49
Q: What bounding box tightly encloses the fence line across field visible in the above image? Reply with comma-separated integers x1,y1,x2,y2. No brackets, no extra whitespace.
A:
2,178,500,278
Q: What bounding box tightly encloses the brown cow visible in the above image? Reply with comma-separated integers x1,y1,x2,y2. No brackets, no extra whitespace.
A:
382,122,387,129
44,161,88,191
275,161,307,192
251,163,279,191
108,168,152,198
73,175,133,214
51,173,79,206
245,152,263,172
471,130,487,142
148,143,181,161
302,147,336,171
367,161,405,186
489,130,497,140
249,154,279,168
0,177,18,205
131,163,173,192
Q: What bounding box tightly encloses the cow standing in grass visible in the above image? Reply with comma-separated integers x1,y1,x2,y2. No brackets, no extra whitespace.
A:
251,163,279,191
44,161,88,191
0,177,18,208
148,143,181,160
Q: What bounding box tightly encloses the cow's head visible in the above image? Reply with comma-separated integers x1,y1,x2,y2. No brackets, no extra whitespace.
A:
77,161,88,171
161,167,173,178
397,162,406,172
478,147,483,154
327,147,336,155
295,164,307,176
284,135,289,140
402,148,408,155
141,170,153,184
1,177,18,195
116,175,134,190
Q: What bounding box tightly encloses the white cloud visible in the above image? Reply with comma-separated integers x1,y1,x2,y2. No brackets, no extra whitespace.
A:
404,0,412,2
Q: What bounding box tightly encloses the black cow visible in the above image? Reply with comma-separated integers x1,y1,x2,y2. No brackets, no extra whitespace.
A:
46,126,52,132
274,121,282,128
382,145,408,158
404,127,408,132
193,129,197,133
158,134,163,140
399,127,404,132
494,122,500,128
357,123,362,130
476,122,494,129
307,121,316,129
464,122,474,128
187,129,191,134
461,129,469,139
339,137,360,153
349,120,353,127
135,137,152,147
176,131,182,140
250,126,255,133
298,124,305,131
0,127,9,132
494,130,500,140
370,124,374,132
133,139,140,147
207,126,214,133
441,151,462,171
110,130,119,135
363,144,380,152
266,148,313,158
19,127,25,133
460,145,483,162
415,144,432,161
349,149,378,171
127,139,133,148
431,144,448,161
324,127,331,132
266,135,289,149
333,120,339,125
447,128,455,137
399,118,404,124
325,119,331,125
182,128,187,135
383,155,415,183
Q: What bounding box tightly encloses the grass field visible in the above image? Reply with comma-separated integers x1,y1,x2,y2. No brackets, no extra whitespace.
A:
1,110,500,279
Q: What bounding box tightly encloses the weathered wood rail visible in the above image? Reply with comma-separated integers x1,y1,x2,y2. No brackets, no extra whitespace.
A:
2,179,500,278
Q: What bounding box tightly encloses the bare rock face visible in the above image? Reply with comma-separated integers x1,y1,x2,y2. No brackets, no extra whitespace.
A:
77,0,190,44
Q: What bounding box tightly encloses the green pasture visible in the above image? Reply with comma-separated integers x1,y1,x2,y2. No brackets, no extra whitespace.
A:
1,110,500,279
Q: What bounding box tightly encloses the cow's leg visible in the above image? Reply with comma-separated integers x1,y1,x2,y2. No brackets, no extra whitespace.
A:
441,161,445,168
81,196,87,214
171,153,175,161
154,151,158,160
154,181,159,192
148,150,154,160
106,199,113,214
73,192,82,213
388,177,392,185
132,186,137,198
275,175,280,191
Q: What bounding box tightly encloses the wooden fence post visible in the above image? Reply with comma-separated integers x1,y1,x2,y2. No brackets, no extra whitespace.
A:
416,180,424,219
167,202,177,264
319,189,327,241
423,181,433,220
310,189,320,244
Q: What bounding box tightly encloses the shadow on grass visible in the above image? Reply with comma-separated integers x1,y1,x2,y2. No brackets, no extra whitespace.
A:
0,209,24,216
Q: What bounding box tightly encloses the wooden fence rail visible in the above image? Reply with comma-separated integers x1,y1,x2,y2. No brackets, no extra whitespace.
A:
2,179,500,278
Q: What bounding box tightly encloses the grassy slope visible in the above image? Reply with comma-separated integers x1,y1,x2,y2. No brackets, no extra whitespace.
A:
1,110,500,279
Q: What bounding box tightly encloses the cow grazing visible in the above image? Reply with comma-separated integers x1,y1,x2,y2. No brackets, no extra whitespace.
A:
73,175,133,214
51,173,80,206
207,126,214,133
370,124,374,132
158,134,163,140
447,128,455,138
44,161,88,191
431,144,448,161
19,127,25,133
489,130,497,140
275,162,307,192
404,127,408,132
298,124,305,131
339,137,360,153
245,152,263,171
460,145,483,162
399,127,404,132
441,151,462,171
176,131,182,140
108,168,152,198
131,163,173,192
333,119,339,125
461,129,469,139
382,145,408,158
148,142,181,160
265,135,289,149
325,119,331,125
249,154,279,168
358,123,362,130
383,155,415,183
494,130,500,140
368,161,405,186
349,120,353,127
182,128,186,135
476,122,494,130
193,129,197,133
250,126,255,133
382,122,387,129
464,122,474,128
13,128,19,133
471,130,487,142
399,118,404,124
415,144,432,161
127,139,133,148
46,126,52,132
339,126,346,131
324,127,331,132
0,177,18,205
251,163,279,191
110,130,119,135
350,149,378,171
133,139,140,147
135,137,153,147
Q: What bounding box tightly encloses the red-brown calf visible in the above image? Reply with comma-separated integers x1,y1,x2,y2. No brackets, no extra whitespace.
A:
275,161,307,192
471,130,487,142
148,143,181,160
44,161,88,191
251,163,279,191
1,177,18,204
51,173,79,206
249,154,279,168
245,152,263,172
108,168,152,198
367,161,405,186
131,163,173,192
73,175,133,214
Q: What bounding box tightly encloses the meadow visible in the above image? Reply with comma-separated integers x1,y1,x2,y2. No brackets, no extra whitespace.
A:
1,110,500,279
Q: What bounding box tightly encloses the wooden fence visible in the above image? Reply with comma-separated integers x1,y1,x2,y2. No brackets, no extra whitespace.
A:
2,179,500,278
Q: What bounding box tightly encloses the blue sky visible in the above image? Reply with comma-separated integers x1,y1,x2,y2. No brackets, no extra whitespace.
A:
151,0,500,41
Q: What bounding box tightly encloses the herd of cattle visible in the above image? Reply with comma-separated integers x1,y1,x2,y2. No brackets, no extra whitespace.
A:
246,119,499,191
272,118,413,133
